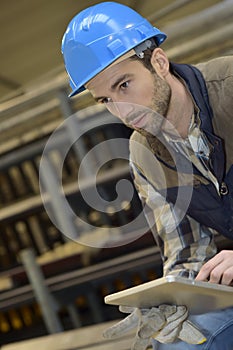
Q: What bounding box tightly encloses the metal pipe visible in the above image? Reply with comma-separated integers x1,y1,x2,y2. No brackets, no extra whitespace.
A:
67,303,82,328
167,21,233,61
19,248,63,334
148,0,193,22
0,73,67,114
0,99,58,132
163,0,233,43
57,89,96,177
39,155,79,240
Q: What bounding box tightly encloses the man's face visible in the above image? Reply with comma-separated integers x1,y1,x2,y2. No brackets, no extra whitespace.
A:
86,56,171,136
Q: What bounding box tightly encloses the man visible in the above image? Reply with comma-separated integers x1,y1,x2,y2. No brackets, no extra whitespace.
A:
61,2,233,349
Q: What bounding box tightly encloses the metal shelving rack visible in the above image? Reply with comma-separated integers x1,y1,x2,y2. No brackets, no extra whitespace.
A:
0,76,160,346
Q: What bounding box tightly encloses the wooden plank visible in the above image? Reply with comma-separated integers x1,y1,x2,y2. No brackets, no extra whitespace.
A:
1,320,135,350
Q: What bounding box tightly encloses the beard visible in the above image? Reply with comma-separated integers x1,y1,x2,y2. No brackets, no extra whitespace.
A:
126,70,171,140
151,71,171,117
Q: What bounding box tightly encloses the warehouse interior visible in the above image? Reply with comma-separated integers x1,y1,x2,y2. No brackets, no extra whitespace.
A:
0,0,233,349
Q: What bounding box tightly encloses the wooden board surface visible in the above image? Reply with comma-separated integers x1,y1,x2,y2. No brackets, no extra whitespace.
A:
1,320,135,350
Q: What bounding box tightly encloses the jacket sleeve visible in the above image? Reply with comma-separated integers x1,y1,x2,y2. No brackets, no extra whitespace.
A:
130,161,217,278
197,56,233,172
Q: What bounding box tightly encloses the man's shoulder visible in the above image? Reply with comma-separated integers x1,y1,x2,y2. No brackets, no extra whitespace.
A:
129,131,151,160
130,131,147,144
195,56,233,82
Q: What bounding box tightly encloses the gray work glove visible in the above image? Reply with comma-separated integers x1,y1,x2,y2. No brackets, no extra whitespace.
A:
103,305,206,350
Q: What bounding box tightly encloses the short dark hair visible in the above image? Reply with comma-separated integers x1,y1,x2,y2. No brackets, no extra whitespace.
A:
129,49,155,73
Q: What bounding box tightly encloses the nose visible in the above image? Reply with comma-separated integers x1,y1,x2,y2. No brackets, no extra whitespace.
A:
105,101,135,122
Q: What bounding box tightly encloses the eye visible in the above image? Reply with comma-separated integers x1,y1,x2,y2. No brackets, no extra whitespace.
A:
120,81,129,89
100,97,112,104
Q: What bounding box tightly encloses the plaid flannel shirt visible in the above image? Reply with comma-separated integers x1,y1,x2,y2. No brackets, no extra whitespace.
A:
130,115,218,278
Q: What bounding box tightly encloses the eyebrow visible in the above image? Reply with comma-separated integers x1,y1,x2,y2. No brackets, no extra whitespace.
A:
94,74,132,102
111,74,131,90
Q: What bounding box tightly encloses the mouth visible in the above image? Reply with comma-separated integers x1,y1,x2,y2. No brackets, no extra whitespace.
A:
126,110,165,136
127,114,147,129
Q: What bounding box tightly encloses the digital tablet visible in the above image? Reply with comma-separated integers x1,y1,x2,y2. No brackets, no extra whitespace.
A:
104,276,233,314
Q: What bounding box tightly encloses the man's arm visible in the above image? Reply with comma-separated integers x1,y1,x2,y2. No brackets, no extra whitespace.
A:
197,56,233,171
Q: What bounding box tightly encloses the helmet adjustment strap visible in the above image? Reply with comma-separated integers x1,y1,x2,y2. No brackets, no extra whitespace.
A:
134,38,157,58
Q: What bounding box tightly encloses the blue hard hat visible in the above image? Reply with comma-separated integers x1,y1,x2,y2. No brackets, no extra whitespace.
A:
61,1,167,97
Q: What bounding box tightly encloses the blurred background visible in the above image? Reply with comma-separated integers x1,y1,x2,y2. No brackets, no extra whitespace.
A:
0,1,233,349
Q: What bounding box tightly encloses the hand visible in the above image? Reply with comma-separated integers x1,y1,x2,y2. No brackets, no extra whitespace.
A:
196,250,233,286
103,305,206,350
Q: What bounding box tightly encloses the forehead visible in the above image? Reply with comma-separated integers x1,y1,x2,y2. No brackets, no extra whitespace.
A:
86,57,141,92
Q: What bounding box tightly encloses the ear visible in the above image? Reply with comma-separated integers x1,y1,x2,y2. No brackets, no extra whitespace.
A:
150,48,170,79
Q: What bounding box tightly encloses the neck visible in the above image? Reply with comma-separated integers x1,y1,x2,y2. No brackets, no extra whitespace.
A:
163,75,194,139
